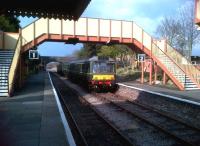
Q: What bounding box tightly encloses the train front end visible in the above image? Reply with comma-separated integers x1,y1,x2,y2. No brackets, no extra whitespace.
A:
89,60,117,91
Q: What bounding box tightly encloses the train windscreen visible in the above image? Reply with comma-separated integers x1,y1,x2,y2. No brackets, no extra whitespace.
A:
92,62,115,73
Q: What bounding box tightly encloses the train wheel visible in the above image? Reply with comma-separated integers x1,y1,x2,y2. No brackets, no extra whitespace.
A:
110,84,119,93
94,85,100,93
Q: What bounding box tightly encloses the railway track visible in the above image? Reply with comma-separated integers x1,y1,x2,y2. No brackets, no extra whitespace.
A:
95,92,200,146
50,73,133,146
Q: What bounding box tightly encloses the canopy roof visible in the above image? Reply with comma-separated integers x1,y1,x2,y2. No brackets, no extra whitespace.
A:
0,0,91,20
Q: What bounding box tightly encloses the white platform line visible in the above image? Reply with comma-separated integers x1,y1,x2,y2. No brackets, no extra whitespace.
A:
48,72,76,146
118,83,200,106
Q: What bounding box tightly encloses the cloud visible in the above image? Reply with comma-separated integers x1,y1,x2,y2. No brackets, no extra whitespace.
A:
20,0,193,36
133,16,164,35
83,0,169,35
38,42,83,56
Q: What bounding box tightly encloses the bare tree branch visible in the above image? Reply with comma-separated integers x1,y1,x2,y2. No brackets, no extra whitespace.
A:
156,1,200,60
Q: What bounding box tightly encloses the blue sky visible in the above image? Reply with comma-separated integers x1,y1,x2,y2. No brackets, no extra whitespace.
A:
19,0,199,56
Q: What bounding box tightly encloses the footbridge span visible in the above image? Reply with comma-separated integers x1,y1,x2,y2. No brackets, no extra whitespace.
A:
1,17,200,96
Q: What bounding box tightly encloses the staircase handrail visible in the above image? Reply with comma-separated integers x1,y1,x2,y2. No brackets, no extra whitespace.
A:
167,43,200,71
166,44,200,85
151,42,186,84
8,33,22,96
133,23,187,86
132,22,187,85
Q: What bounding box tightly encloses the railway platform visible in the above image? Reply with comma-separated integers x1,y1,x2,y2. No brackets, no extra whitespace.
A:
118,81,200,104
0,71,71,146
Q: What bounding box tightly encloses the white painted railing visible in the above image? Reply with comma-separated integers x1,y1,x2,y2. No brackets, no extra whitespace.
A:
20,17,199,89
21,17,152,51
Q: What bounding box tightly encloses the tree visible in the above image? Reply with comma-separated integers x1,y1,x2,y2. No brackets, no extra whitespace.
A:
0,15,20,32
156,1,200,60
75,43,103,58
74,43,137,68
156,17,182,48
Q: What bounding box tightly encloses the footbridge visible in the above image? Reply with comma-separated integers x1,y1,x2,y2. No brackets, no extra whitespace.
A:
1,17,200,96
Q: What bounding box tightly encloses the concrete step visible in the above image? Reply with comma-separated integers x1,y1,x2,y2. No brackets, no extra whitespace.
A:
0,56,14,59
0,66,10,70
0,63,11,65
185,87,200,90
0,76,8,80
0,73,8,75
0,83,8,86
0,53,14,56
0,86,8,90
0,52,14,55
0,66,9,68
0,69,9,71
0,88,8,91
0,55,12,58
184,83,197,86
0,92,9,97
173,76,190,80
0,59,12,63
0,50,14,52
0,80,8,83
181,81,194,83
0,70,9,73
0,67,9,69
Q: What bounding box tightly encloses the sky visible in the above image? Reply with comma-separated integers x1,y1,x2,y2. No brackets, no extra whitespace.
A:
19,0,199,56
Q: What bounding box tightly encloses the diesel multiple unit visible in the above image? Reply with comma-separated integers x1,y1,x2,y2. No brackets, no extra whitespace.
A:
65,56,117,91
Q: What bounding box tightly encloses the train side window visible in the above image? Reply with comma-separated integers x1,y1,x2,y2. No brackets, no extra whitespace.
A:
82,62,89,73
79,64,83,73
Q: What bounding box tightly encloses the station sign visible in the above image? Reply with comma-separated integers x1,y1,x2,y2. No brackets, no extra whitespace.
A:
29,50,39,60
138,54,145,62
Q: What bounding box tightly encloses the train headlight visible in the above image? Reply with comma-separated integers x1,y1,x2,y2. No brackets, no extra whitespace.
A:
111,76,114,80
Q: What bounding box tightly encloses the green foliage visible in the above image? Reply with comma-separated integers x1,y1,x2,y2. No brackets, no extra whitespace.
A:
75,43,103,58
0,15,20,32
97,45,118,58
75,43,138,70
75,43,135,61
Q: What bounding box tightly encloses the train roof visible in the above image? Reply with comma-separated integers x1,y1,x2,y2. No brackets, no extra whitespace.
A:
46,61,60,65
68,56,115,64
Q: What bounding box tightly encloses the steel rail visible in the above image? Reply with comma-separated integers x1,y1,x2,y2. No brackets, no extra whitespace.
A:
50,73,88,146
51,73,134,146
64,83,134,146
95,93,195,146
110,93,200,131
128,99,200,131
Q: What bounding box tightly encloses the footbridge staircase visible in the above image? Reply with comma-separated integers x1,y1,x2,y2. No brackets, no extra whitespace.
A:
1,17,200,96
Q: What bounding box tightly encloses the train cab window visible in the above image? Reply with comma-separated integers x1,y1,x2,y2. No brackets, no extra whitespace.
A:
107,63,115,72
92,62,115,73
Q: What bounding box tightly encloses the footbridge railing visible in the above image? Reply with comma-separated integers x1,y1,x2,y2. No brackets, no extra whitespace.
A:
20,17,200,90
166,44,200,86
8,34,22,95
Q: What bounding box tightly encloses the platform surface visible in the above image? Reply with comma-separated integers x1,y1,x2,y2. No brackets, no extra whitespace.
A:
0,71,69,146
119,81,200,103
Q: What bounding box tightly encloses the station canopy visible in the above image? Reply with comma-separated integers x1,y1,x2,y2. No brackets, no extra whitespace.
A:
0,0,91,20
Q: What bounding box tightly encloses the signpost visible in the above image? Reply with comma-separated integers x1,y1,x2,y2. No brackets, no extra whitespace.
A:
138,54,145,62
138,54,145,83
29,50,39,60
